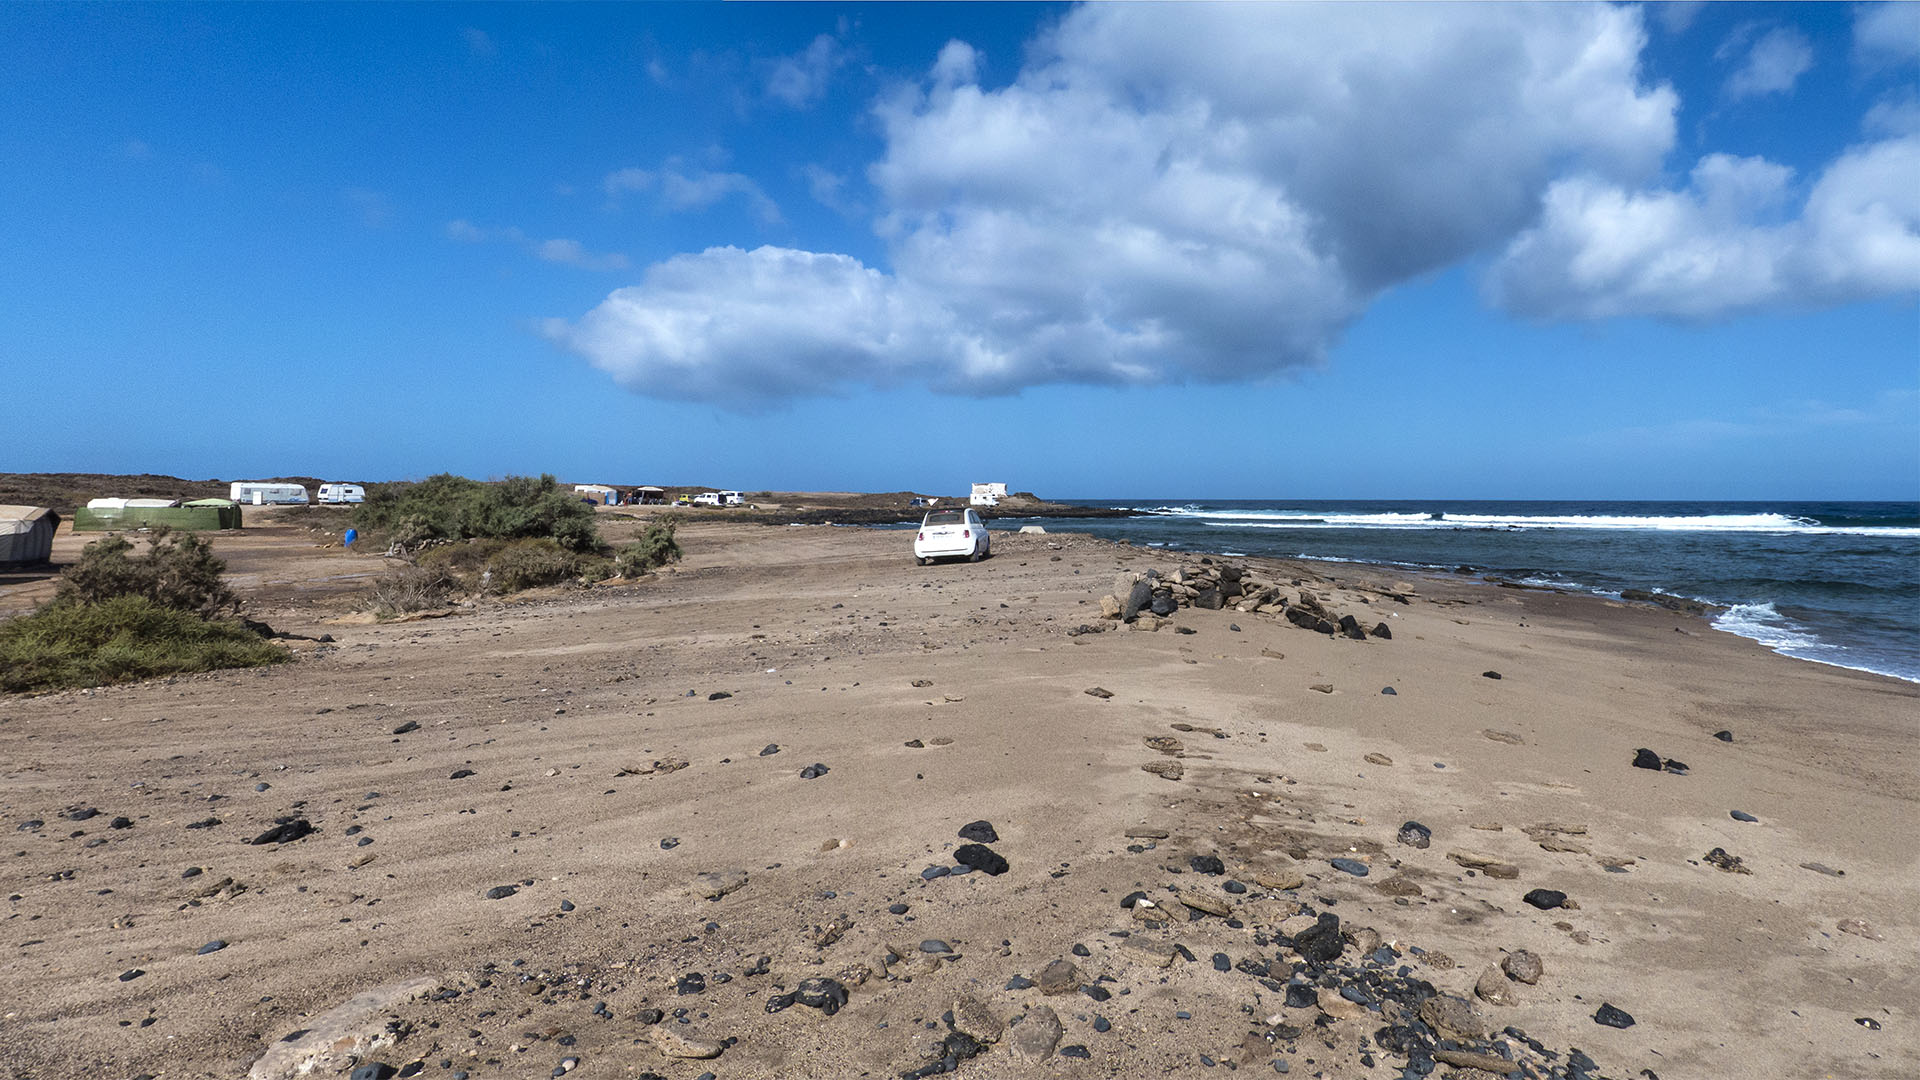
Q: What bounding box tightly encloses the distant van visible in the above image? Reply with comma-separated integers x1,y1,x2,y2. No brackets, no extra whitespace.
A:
716,490,744,506
229,482,309,506
317,483,365,504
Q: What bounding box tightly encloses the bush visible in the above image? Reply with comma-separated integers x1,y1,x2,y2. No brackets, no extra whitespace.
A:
369,565,459,616
353,473,600,553
615,520,682,577
0,596,286,694
55,528,237,617
481,539,610,594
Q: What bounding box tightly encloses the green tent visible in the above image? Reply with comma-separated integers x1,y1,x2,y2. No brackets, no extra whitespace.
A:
74,499,242,532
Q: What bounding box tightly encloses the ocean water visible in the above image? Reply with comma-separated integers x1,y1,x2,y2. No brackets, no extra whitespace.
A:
1008,500,1920,683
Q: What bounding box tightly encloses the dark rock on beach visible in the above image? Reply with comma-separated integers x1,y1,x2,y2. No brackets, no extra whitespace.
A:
957,820,998,843
953,844,1008,875
1523,889,1568,910
1396,821,1432,849
1291,913,1344,966
249,819,314,845
1632,748,1663,771
765,976,848,1016
1593,1002,1636,1028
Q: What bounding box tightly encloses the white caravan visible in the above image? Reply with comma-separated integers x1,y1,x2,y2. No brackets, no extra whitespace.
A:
229,482,310,505
317,483,366,504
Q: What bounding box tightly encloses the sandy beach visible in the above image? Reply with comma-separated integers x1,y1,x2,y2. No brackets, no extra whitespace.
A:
2,514,1914,1080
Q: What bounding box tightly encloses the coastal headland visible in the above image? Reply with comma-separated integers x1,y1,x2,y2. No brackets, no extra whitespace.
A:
1,506,1913,1079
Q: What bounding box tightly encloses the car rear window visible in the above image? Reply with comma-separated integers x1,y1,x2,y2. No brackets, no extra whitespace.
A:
925,510,965,525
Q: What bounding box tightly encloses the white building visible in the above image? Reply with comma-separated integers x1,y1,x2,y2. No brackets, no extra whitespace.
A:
970,482,1008,507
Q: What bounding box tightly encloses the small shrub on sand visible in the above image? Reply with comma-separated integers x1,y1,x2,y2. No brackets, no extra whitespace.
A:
0,529,284,694
0,596,286,694
480,539,610,594
615,520,682,577
369,564,459,616
353,473,599,553
56,528,237,617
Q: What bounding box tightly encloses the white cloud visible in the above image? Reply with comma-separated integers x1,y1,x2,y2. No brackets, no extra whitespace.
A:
462,27,496,57
603,167,654,196
765,33,847,108
553,4,1912,405
1487,136,1920,319
929,40,979,87
545,245,948,400
603,159,781,224
344,187,394,228
1650,2,1705,35
1725,27,1814,100
536,238,630,271
801,163,859,216
1864,92,1920,136
445,218,492,242
1854,2,1920,69
445,219,627,271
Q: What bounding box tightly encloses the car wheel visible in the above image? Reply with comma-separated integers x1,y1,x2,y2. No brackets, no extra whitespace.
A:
968,547,983,562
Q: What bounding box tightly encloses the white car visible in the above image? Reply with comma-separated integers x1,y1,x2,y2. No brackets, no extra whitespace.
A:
691,492,723,506
914,508,990,564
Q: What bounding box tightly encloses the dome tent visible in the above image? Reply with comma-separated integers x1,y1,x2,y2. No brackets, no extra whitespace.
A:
0,505,58,567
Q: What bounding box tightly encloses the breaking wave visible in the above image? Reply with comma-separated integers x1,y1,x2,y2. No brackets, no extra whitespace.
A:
1132,507,1914,537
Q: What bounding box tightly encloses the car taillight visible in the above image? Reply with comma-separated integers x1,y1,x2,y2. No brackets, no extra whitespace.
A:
917,532,924,540
962,529,969,538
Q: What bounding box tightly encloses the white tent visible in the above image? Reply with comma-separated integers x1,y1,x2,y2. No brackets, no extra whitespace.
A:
0,505,58,567
86,497,180,509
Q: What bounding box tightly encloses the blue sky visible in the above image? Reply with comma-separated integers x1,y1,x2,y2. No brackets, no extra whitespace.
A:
3,2,1915,499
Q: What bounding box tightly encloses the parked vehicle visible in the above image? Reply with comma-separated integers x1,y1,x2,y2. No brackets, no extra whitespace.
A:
229,481,309,505
914,508,990,564
909,497,926,508
317,483,365,504
716,490,744,506
691,492,723,507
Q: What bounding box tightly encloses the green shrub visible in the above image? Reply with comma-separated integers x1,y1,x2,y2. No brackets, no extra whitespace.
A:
0,596,286,694
55,528,237,617
417,538,510,576
482,539,607,594
615,520,682,577
353,473,600,552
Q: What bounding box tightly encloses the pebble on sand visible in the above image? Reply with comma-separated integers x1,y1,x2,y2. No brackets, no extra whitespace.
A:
1522,889,1568,910
1593,1002,1636,1028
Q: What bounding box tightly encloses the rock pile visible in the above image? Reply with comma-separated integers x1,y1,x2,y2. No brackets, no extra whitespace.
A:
1097,563,1395,639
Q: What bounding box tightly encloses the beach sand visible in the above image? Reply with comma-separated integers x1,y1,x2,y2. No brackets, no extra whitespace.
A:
1,517,1913,1079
